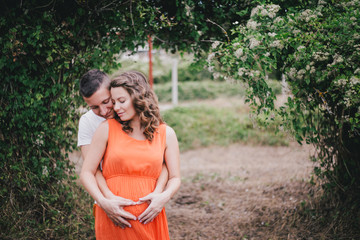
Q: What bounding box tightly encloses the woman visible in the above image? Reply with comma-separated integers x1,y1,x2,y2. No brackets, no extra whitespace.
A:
80,71,181,239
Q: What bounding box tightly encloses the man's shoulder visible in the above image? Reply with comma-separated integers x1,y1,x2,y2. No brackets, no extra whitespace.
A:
79,109,95,121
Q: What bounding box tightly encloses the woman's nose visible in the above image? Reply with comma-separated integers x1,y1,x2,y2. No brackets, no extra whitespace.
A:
113,102,120,111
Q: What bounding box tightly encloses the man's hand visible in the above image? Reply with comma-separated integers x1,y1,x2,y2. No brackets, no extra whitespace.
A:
99,196,137,228
137,192,169,224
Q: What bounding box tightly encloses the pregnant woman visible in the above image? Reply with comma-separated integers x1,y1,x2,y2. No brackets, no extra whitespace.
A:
80,71,181,239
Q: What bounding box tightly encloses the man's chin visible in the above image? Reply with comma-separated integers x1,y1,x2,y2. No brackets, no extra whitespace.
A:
104,112,114,119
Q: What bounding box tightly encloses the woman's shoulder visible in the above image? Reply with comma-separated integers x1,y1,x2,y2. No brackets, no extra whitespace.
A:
93,120,109,141
106,118,122,128
164,124,176,138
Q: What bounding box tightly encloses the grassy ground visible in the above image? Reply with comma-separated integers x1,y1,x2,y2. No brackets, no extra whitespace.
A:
162,98,289,151
154,80,282,103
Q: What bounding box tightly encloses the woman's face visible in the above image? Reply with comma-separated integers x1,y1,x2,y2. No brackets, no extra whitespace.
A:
111,87,137,121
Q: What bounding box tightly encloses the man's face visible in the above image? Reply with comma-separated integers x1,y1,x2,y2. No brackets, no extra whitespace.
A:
83,83,114,119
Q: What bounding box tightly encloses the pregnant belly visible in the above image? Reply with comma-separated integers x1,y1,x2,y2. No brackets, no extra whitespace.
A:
106,174,156,217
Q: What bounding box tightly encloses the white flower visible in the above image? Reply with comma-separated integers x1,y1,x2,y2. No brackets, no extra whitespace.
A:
267,4,280,14
270,40,284,50
335,78,347,87
329,53,344,66
292,29,301,35
313,51,329,61
42,166,49,177
268,32,277,37
247,19,260,30
354,68,360,74
207,53,215,63
296,69,306,80
264,52,270,57
233,21,239,25
297,45,306,51
260,9,269,17
350,76,360,86
268,12,276,18
238,67,246,76
212,41,220,49
241,55,247,62
249,70,261,77
298,69,306,75
213,72,221,79
310,66,316,74
298,9,322,22
288,68,297,80
234,48,243,58
274,17,284,24
249,38,261,49
353,33,360,40
251,5,264,17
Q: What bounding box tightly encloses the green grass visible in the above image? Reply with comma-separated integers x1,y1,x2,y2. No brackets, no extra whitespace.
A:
154,80,282,103
162,105,288,151
154,80,247,102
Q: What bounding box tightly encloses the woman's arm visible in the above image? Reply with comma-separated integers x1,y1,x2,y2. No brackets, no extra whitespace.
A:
152,163,168,194
138,126,181,224
160,126,181,199
80,121,136,227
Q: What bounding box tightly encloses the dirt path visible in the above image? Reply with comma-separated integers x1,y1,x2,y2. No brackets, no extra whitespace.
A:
70,96,316,239
166,142,314,240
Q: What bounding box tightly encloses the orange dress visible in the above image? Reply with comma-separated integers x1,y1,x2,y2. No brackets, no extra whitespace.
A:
94,119,169,240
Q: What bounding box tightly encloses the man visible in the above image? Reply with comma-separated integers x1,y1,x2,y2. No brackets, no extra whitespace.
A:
78,69,168,228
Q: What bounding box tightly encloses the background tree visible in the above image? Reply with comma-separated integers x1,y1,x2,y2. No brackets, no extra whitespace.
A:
0,0,253,238
208,0,360,234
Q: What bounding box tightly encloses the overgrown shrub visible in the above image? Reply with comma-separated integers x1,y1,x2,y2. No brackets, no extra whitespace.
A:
208,0,360,217
0,1,173,238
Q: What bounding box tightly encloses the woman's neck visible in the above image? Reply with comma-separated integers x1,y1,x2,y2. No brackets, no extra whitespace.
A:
129,115,142,131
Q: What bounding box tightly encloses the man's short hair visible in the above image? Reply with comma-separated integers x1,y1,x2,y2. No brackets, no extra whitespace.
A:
79,69,109,98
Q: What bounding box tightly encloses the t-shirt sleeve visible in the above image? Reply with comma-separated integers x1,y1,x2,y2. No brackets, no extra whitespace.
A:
77,115,93,147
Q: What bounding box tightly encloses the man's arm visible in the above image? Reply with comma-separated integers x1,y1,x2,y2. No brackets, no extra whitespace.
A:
81,144,115,198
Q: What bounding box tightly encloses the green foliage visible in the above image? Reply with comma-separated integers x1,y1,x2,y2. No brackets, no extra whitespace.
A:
154,63,212,84
162,105,288,151
208,1,360,198
0,0,257,237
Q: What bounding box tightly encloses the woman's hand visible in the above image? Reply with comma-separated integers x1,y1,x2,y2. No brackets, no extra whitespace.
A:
99,197,137,228
137,192,170,224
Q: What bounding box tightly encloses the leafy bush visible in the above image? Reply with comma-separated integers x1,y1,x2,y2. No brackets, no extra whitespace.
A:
154,62,212,84
0,1,174,238
208,0,360,203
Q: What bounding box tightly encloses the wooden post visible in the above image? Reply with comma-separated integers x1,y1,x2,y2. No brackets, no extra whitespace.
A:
148,35,153,88
172,57,178,106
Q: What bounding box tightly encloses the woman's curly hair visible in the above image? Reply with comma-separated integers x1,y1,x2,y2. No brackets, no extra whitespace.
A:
110,71,163,141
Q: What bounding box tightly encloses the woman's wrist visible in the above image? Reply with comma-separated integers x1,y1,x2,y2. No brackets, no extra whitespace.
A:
160,191,171,203
97,196,108,208
103,190,115,199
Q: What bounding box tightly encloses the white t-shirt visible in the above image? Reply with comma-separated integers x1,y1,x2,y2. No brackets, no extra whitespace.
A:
77,110,106,147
